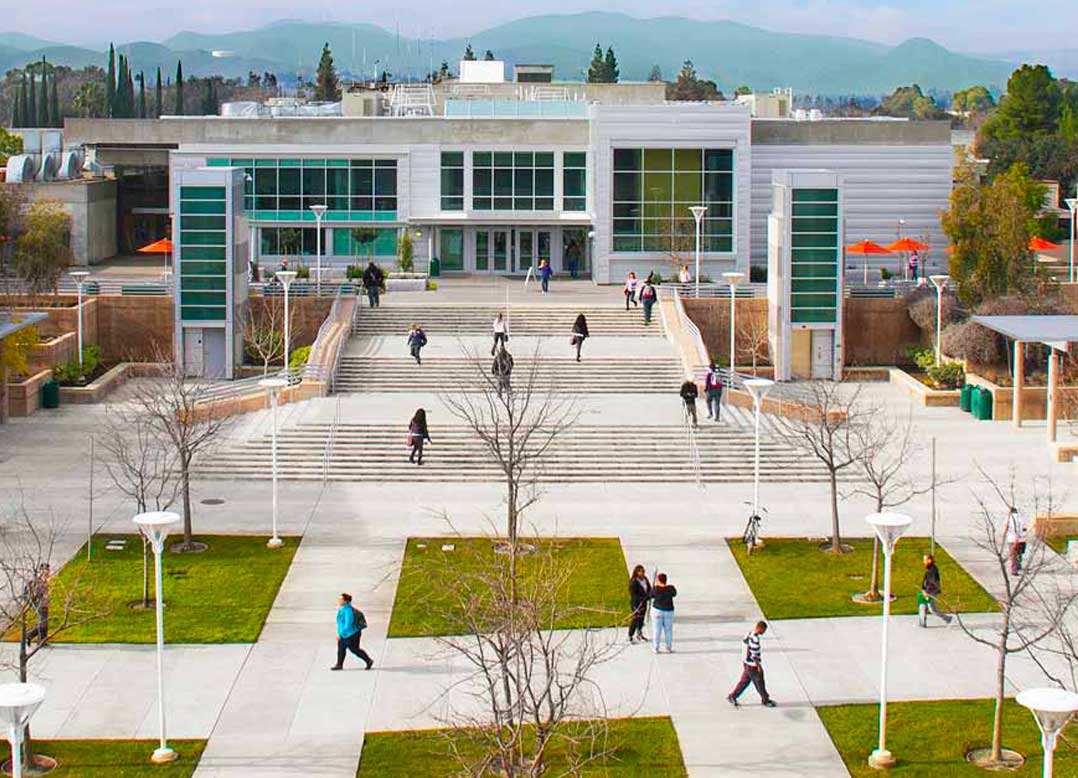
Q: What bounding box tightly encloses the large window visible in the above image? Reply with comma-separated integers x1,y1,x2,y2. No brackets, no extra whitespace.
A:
611,148,734,253
208,158,397,221
790,188,839,324
441,152,464,211
258,227,327,256
178,186,227,322
472,151,554,211
332,227,399,259
439,228,464,271
563,152,586,212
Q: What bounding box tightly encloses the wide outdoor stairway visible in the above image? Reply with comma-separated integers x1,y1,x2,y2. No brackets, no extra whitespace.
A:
335,355,684,393
353,303,662,336
198,419,842,483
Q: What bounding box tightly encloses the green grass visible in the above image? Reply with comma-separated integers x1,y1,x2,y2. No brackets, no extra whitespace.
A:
0,739,205,777
727,537,998,620
819,699,1078,777
388,537,628,638
356,717,687,777
44,534,297,643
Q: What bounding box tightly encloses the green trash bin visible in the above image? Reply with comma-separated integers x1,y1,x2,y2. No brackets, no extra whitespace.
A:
979,387,993,420
959,383,973,412
41,380,60,409
971,387,984,420
429,256,441,278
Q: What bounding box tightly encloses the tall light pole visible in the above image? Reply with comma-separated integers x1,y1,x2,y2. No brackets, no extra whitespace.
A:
744,378,774,520
276,270,297,375
309,204,327,296
69,270,90,367
133,510,181,765
1066,196,1077,285
722,271,746,385
689,205,707,298
1016,687,1078,778
0,683,47,778
259,377,288,549
866,511,912,770
929,274,949,367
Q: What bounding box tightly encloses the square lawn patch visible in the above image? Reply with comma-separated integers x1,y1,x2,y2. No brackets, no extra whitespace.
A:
389,537,628,638
818,699,1075,777
0,739,205,777
357,717,687,777
42,535,297,643
727,537,997,620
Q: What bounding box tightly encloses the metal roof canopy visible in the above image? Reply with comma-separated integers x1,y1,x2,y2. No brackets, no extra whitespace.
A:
970,315,1078,351
0,311,47,341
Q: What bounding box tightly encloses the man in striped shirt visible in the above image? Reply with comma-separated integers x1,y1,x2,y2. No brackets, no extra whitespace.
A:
727,621,776,708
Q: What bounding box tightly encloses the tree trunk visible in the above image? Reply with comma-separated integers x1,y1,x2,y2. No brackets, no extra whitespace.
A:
991,614,1009,763
181,454,193,548
19,615,36,770
867,537,881,599
829,470,842,552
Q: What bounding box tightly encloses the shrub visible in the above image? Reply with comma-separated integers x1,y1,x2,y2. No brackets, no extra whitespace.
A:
398,231,414,273
295,264,310,280
905,286,961,334
426,280,438,291
927,361,965,389
905,346,936,372
289,345,311,369
941,320,1002,366
52,345,101,384
345,264,362,280
880,267,894,281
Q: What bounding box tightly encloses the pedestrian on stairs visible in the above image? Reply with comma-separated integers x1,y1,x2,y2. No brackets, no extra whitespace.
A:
624,272,639,309
639,280,658,325
628,565,651,643
492,346,514,395
491,312,509,355
680,378,699,428
539,259,554,294
330,593,373,671
362,261,384,308
705,364,725,422
407,324,427,364
408,408,431,466
571,313,589,362
727,621,776,708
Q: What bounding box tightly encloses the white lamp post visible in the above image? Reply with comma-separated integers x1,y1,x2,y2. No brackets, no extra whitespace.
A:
929,274,949,367
689,206,707,298
744,378,774,520
133,510,181,765
0,683,46,778
1065,197,1077,284
69,270,90,367
722,271,746,386
259,377,288,549
309,204,327,296
866,511,912,770
1016,687,1078,778
275,270,297,375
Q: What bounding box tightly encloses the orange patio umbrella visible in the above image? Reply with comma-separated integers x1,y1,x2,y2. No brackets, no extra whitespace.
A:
137,238,174,254
886,237,929,252
847,240,892,284
1029,237,1060,252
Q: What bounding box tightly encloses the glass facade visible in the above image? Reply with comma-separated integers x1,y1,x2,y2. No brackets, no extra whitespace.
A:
439,228,464,271
563,152,586,212
332,227,399,258
790,188,839,324
259,227,326,256
472,151,554,211
207,158,397,222
440,152,464,211
611,148,734,253
178,186,227,322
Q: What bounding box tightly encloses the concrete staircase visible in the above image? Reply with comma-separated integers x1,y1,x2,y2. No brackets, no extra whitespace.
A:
335,355,684,394
352,303,661,337
198,421,842,483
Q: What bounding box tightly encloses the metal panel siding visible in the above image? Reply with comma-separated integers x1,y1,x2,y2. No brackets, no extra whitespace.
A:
750,145,953,273
409,146,441,219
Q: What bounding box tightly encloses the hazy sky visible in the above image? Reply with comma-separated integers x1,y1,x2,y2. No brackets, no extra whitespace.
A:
8,0,1077,52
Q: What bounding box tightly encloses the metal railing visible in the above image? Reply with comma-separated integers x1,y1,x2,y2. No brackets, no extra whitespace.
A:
252,281,362,298
191,364,325,404
669,282,764,299
669,286,712,375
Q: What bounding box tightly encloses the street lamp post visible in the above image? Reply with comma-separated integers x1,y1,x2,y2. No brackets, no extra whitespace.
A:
69,270,90,367
133,511,181,765
689,206,708,298
309,204,327,296
275,270,297,375
1065,197,1077,285
1016,687,1078,778
866,512,912,770
929,274,949,367
0,683,47,778
721,272,746,386
259,377,288,549
744,378,774,519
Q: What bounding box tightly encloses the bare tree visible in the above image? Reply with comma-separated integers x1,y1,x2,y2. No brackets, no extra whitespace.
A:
242,297,293,374
777,381,865,553
127,356,231,551
737,307,770,376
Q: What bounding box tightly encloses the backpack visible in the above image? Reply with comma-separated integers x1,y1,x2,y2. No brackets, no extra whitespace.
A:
351,607,368,631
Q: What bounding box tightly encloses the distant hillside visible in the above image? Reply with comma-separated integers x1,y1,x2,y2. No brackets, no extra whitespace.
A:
1,13,1017,95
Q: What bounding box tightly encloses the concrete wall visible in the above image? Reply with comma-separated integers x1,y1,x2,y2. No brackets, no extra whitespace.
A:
95,295,174,362
13,179,117,265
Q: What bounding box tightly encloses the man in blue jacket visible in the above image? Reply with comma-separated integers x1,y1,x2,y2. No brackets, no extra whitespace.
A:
331,592,373,671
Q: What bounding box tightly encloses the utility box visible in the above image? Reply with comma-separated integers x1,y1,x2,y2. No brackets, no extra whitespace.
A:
767,169,844,381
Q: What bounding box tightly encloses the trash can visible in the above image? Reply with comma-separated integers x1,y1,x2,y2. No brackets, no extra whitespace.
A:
429,256,441,278
41,380,60,409
959,383,973,412
980,387,993,420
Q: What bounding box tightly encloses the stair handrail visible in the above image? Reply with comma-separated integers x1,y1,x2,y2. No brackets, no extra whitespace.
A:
669,286,711,381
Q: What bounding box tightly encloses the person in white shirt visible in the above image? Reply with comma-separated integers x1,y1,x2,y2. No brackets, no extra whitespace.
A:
491,312,509,356
624,272,639,310
678,265,692,284
1004,507,1027,576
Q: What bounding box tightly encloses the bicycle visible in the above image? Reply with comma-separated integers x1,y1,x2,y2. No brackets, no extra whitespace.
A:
742,504,767,555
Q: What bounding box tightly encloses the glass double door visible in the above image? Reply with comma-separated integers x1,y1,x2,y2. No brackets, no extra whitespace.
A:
474,228,552,274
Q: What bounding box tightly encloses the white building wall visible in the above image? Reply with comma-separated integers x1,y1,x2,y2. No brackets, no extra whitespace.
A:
750,144,953,278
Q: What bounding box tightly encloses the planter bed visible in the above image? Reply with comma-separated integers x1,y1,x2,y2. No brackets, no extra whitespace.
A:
888,367,961,406
58,362,167,404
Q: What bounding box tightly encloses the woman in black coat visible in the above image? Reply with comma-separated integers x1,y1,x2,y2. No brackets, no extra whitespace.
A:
628,564,651,643
571,313,589,362
408,408,431,465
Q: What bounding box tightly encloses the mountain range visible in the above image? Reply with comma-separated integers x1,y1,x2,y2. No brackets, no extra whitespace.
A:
0,13,1042,95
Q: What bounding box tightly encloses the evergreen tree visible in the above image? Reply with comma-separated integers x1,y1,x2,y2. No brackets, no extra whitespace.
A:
313,43,341,102
27,68,36,128
50,71,60,127
20,70,30,128
483,49,495,61
37,59,48,128
124,57,135,117
138,71,146,118
603,46,619,83
154,67,162,118
106,44,116,118
174,60,184,115
12,80,22,128
201,78,219,115
463,44,475,61
114,55,126,117
647,64,663,82
587,44,606,83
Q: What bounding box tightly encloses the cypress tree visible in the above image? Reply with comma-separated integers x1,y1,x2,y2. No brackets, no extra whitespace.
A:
19,71,29,128
138,71,146,118
154,66,162,118
27,69,36,127
587,44,606,83
314,43,340,102
50,71,61,127
174,60,184,115
603,46,619,83
12,81,22,128
38,58,49,127
106,44,116,118
125,59,135,116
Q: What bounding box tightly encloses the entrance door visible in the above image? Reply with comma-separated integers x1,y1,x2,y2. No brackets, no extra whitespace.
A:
183,328,204,377
562,228,589,276
811,330,834,379
475,231,489,271
492,230,508,272
517,231,534,273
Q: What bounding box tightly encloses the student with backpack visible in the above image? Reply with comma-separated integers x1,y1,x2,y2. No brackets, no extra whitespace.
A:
331,592,373,670
407,324,427,364
639,281,658,325
704,364,725,422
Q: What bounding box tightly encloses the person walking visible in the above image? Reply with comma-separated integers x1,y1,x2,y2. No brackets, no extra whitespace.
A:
680,378,699,428
407,324,427,365
704,363,724,422
651,573,677,653
678,264,692,284
918,554,953,627
639,280,658,325
330,592,373,671
727,621,776,708
571,313,589,362
492,346,514,395
22,563,50,645
362,261,384,308
628,565,651,644
909,250,921,283
624,272,639,310
491,312,509,356
408,408,431,466
539,259,553,294
1005,507,1027,576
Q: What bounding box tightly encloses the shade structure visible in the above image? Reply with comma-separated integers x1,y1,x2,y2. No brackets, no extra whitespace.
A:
137,238,174,254
886,237,929,252
847,240,892,256
1029,237,1061,252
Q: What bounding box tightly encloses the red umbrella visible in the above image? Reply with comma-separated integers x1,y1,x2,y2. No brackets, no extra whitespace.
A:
1029,237,1060,251
137,238,174,254
847,240,893,284
886,237,929,252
